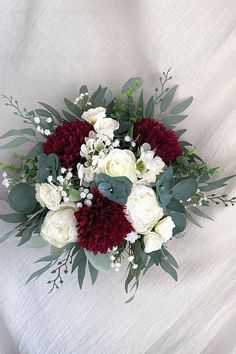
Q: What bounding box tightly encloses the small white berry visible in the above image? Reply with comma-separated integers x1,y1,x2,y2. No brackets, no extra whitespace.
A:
112,246,118,252
85,92,89,96
115,267,120,272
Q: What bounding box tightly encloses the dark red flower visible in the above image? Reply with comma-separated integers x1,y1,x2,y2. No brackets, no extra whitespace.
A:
74,187,134,254
43,120,93,169
133,118,182,164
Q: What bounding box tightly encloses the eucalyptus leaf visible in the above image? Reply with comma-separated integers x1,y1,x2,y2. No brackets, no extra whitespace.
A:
25,262,53,284
145,96,154,117
175,129,187,138
8,182,37,214
199,175,235,192
51,245,64,256
0,137,29,149
84,250,111,273
162,248,178,268
104,88,113,105
170,96,193,114
0,128,36,139
64,98,82,117
35,255,59,263
186,212,202,228
167,197,186,214
0,229,16,244
160,259,178,281
72,249,86,273
0,213,27,223
122,77,143,94
34,109,51,117
25,235,48,248
168,211,187,234
88,261,98,285
38,102,63,123
62,110,78,122
68,188,81,202
25,142,43,159
162,115,187,125
172,179,198,200
143,258,155,275
160,85,178,112
77,256,87,289
18,228,33,246
189,206,214,220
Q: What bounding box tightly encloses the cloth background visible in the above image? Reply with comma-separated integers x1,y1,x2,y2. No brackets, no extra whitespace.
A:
0,0,236,353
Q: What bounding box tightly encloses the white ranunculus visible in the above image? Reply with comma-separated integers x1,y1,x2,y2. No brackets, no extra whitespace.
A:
35,183,62,211
81,107,106,125
136,146,165,184
40,203,78,248
143,232,163,253
94,117,119,140
99,148,137,183
154,216,175,242
126,185,163,234
143,216,175,253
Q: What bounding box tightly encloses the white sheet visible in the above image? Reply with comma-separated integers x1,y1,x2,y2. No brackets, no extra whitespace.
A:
0,1,236,353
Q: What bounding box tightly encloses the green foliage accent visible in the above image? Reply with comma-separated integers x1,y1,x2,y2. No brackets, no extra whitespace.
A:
162,115,187,126
0,213,27,223
64,98,82,117
168,211,187,234
38,102,64,124
62,110,77,122
145,96,155,117
0,128,36,139
68,188,81,202
25,235,48,249
172,179,198,201
186,211,202,228
175,129,187,138
166,197,186,214
0,137,30,149
94,173,132,205
206,194,236,207
156,167,174,208
160,85,178,112
199,175,236,192
154,69,173,105
26,263,54,285
37,153,61,182
88,261,98,285
160,258,178,281
189,206,214,220
8,182,37,214
170,96,193,114
25,142,43,159
122,78,143,94
84,250,111,273
0,229,17,244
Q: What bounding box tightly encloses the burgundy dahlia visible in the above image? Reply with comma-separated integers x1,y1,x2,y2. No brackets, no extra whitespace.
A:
133,118,182,164
75,187,134,254
43,120,93,169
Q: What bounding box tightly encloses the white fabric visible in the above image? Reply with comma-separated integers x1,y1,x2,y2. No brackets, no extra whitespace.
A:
0,0,236,353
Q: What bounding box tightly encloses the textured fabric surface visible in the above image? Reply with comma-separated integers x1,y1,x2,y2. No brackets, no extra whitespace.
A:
0,1,236,353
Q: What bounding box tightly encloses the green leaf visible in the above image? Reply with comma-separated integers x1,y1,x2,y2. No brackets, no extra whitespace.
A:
162,248,178,268
160,259,178,281
88,261,98,285
189,206,214,220
90,85,102,104
18,228,33,246
0,137,29,149
68,188,81,202
92,87,107,107
25,142,43,159
25,262,53,284
25,235,48,248
162,115,187,125
145,96,154,117
0,128,36,139
167,197,186,214
175,129,187,138
0,229,16,244
122,77,143,94
51,245,64,257
199,175,236,192
143,258,155,275
72,249,85,273
64,98,82,117
160,85,178,112
186,211,202,228
168,211,187,234
172,179,198,200
35,255,59,263
125,269,135,293
170,96,193,114
8,183,37,214
149,250,162,266
77,256,87,289
84,250,111,273
38,102,63,123
157,189,171,208
0,212,27,223
34,109,51,117
62,110,78,122
116,121,133,135
104,89,113,105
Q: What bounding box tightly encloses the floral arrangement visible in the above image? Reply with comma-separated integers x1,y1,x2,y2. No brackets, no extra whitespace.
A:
0,70,235,301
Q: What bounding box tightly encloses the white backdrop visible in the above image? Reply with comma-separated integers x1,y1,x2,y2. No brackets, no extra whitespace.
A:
0,1,236,353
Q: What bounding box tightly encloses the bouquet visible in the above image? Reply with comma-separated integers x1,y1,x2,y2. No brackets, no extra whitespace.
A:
0,70,235,301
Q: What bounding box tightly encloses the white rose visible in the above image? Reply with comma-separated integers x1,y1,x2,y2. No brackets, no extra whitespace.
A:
81,107,106,125
143,216,175,253
154,216,175,242
126,185,163,234
136,145,165,184
99,149,137,183
94,117,119,140
35,183,62,211
41,203,78,248
143,232,163,253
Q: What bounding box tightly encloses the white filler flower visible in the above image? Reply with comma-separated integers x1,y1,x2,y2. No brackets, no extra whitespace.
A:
126,184,163,234
136,145,165,184
41,203,78,248
143,216,175,253
81,107,106,125
35,183,62,211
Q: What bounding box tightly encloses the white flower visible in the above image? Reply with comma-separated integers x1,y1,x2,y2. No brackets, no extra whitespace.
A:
34,117,40,124
143,232,163,253
35,183,62,211
57,175,64,184
81,107,106,125
136,146,165,184
61,167,67,174
2,172,7,178
47,175,53,183
126,185,163,234
44,129,51,136
2,178,10,188
125,231,139,243
128,255,134,262
94,117,119,140
144,216,175,253
77,163,95,183
124,136,131,142
84,199,92,206
40,203,78,248
46,117,52,123
99,149,137,183
132,264,138,269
